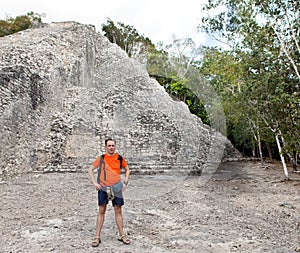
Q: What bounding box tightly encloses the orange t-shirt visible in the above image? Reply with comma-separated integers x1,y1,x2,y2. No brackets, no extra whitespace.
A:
92,153,127,186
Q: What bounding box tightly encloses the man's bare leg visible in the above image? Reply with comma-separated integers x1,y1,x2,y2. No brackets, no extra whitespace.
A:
92,204,106,246
114,205,130,244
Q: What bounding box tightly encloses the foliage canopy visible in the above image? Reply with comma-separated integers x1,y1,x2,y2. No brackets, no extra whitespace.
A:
0,12,42,37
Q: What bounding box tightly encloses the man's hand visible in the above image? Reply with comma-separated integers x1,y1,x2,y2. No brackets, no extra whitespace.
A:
93,182,101,191
122,183,127,192
88,165,101,191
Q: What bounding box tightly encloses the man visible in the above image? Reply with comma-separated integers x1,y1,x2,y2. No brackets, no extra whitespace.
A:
87,138,131,247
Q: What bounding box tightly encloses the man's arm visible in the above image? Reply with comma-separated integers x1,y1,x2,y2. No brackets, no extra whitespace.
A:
123,165,130,186
87,164,101,190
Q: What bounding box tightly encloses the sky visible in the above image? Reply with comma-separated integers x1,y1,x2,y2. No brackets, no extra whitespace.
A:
0,0,211,46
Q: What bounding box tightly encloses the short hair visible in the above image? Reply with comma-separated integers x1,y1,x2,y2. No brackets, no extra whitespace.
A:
105,137,116,146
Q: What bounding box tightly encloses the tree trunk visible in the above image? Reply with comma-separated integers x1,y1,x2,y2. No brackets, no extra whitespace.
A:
275,133,289,179
257,130,263,165
267,145,273,162
279,134,297,173
291,151,298,172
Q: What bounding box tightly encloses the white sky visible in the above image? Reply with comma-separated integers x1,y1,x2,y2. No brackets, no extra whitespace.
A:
0,0,210,46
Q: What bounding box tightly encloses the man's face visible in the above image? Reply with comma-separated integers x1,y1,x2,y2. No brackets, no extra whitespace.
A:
106,140,116,155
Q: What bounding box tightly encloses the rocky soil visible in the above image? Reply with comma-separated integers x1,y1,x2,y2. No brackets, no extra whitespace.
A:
1,161,300,253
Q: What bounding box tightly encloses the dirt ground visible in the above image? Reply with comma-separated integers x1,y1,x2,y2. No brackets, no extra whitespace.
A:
1,161,300,253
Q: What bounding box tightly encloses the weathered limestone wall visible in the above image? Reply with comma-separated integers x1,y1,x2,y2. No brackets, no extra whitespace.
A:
0,22,240,176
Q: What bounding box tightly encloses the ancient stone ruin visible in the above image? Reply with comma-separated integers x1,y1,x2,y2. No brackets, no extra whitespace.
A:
0,22,240,177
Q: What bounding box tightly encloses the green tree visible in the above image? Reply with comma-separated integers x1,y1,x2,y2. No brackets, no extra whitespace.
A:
0,12,42,37
101,18,157,60
200,0,300,177
149,36,213,127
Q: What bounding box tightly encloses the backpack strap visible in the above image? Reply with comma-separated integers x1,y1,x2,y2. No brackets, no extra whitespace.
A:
97,154,105,184
117,154,123,170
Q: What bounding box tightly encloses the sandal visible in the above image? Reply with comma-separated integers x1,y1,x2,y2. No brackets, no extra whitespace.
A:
92,237,101,247
118,234,130,245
